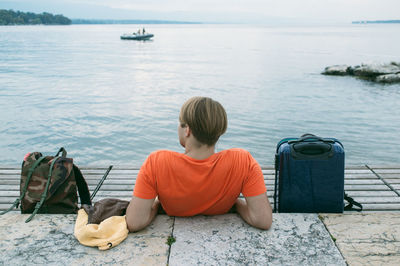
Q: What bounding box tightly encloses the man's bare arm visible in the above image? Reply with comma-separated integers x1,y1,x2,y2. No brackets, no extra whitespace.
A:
125,196,159,232
235,193,272,230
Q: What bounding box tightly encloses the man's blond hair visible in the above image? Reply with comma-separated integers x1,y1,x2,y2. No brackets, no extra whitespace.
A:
179,97,227,146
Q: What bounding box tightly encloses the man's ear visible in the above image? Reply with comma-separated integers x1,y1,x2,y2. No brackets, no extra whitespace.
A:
185,126,191,137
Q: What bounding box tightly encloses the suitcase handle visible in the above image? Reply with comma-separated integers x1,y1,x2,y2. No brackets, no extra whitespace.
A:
288,134,335,144
292,142,332,155
290,140,335,159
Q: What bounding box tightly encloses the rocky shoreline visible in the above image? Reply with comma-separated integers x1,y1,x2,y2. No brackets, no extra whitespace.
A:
322,62,400,83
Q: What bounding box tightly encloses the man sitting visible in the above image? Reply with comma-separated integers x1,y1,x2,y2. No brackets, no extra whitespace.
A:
126,96,272,231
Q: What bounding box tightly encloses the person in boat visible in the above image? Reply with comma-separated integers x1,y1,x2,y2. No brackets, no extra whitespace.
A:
142,28,146,34
126,96,273,232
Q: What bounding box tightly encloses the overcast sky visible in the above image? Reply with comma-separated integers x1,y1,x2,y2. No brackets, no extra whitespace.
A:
1,0,400,23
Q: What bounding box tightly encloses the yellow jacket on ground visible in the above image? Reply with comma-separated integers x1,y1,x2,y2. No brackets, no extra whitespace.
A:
74,208,128,250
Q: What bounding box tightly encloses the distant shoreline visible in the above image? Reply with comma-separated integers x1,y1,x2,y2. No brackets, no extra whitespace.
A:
352,20,400,24
0,9,201,26
71,19,202,25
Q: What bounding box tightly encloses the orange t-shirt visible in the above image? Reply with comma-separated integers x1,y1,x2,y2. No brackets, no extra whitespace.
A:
133,148,266,216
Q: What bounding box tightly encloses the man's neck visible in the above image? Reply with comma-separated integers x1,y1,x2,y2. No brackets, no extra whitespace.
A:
185,143,215,160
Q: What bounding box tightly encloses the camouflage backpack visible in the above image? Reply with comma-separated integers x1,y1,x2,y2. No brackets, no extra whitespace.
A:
0,148,110,223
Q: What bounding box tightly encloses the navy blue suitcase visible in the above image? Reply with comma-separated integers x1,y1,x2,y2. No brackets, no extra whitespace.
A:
274,134,345,213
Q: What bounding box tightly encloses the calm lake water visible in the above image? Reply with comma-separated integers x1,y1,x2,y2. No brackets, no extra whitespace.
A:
1,24,399,166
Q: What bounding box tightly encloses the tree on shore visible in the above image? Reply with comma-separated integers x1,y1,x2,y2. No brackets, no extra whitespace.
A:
0,9,71,25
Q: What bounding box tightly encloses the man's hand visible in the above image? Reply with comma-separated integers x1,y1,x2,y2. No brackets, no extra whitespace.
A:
125,196,159,232
235,193,272,230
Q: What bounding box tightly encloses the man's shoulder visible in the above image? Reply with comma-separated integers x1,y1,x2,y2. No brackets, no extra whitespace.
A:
143,150,182,170
148,150,181,160
222,148,251,157
219,148,253,163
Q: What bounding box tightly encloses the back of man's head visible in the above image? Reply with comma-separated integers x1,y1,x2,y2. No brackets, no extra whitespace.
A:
179,97,227,146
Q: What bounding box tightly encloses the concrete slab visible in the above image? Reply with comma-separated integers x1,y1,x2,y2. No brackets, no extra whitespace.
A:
0,213,174,266
169,213,345,266
320,213,400,266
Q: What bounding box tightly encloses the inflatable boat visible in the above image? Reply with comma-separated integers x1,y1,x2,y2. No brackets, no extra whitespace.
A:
120,33,154,40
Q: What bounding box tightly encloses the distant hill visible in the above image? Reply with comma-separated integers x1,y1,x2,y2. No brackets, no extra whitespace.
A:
352,20,400,24
71,19,201,24
0,9,71,25
0,9,200,25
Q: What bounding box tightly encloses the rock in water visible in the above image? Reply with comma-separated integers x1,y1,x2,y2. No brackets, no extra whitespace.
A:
322,62,400,83
353,63,400,78
375,73,400,83
322,65,350,76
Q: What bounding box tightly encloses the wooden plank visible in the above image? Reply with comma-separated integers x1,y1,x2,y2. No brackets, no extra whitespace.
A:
371,169,400,174
2,183,391,192
83,169,138,174
0,173,375,180
367,165,400,169
0,167,373,174
0,174,368,181
261,170,275,174
0,171,112,177
2,179,388,186
0,171,380,179
344,165,369,169
0,191,20,197
0,180,18,185
344,190,398,197
93,184,393,192
384,179,400,184
351,204,400,211
80,166,129,170
102,166,141,170
0,198,19,204
0,177,389,186
391,184,400,190
0,165,391,171
0,179,111,186
0,171,19,176
345,169,373,174
350,197,400,203
344,179,385,185
11,175,376,182
88,173,380,179
92,190,273,198
344,174,377,180
372,174,400,179
344,185,390,190
93,197,132,202
0,205,18,212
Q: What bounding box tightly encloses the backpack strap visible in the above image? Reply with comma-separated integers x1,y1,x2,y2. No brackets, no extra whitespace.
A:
73,165,92,206
0,156,47,215
25,157,60,223
55,147,67,157
344,193,363,212
90,165,113,201
73,165,113,205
